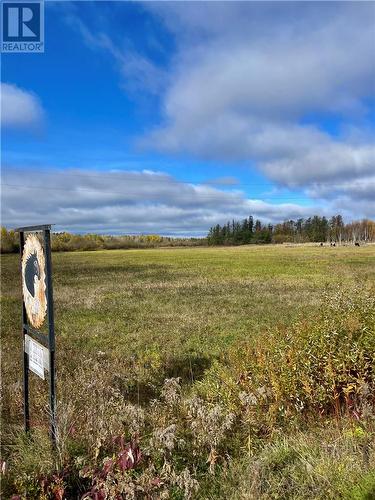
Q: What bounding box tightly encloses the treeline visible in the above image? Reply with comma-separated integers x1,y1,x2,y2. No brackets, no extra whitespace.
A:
2,216,374,253
51,233,205,252
0,228,206,254
207,215,375,245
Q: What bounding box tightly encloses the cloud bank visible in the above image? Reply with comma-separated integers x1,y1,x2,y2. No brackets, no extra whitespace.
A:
1,168,318,235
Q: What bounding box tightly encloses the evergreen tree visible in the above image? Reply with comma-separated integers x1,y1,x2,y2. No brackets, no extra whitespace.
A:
206,213,355,246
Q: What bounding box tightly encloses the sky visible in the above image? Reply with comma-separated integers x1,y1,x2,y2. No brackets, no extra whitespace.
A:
1,1,375,236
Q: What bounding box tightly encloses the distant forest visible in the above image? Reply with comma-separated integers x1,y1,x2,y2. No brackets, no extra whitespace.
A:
0,228,204,253
1,215,374,253
207,215,375,245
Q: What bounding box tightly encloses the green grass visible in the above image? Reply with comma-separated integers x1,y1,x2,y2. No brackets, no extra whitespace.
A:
2,243,374,406
1,244,375,498
2,245,374,364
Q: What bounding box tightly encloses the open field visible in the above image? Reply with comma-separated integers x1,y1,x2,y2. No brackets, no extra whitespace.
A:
1,244,375,498
3,244,375,357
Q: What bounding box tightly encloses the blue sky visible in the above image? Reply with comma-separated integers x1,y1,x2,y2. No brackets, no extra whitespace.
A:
2,1,375,235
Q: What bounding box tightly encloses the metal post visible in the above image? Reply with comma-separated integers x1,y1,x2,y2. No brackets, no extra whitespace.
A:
19,231,30,433
44,229,56,446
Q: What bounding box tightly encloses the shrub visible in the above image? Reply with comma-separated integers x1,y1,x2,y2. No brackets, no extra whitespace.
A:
0,227,19,253
199,284,375,429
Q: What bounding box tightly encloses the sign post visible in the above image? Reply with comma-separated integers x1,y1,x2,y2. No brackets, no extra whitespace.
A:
15,224,56,445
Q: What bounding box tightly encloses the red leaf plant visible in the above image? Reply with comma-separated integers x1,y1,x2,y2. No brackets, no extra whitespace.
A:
82,438,142,499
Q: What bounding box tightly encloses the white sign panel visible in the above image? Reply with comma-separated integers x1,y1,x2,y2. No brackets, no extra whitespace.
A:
25,335,49,380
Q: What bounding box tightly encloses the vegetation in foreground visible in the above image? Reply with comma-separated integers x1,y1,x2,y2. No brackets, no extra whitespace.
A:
1,245,375,498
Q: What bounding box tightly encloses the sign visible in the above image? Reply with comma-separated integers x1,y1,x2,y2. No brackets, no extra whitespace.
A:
1,1,45,53
22,234,47,328
15,224,56,445
25,334,49,379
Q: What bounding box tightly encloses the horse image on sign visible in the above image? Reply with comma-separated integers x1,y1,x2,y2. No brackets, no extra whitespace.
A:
22,234,47,328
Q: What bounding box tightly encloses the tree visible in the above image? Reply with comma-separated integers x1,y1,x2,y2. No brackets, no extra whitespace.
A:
206,214,374,247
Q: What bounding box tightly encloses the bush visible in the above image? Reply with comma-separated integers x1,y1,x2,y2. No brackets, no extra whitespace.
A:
52,232,206,252
199,284,375,429
0,227,19,253
0,228,207,253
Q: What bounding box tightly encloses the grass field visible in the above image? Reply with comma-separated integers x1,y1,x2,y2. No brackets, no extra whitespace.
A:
1,244,375,498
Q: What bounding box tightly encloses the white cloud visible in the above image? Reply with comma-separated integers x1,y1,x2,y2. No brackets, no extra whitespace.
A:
1,83,44,129
307,175,375,219
140,2,375,195
64,3,375,196
149,2,374,118
261,140,375,187
1,168,319,235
